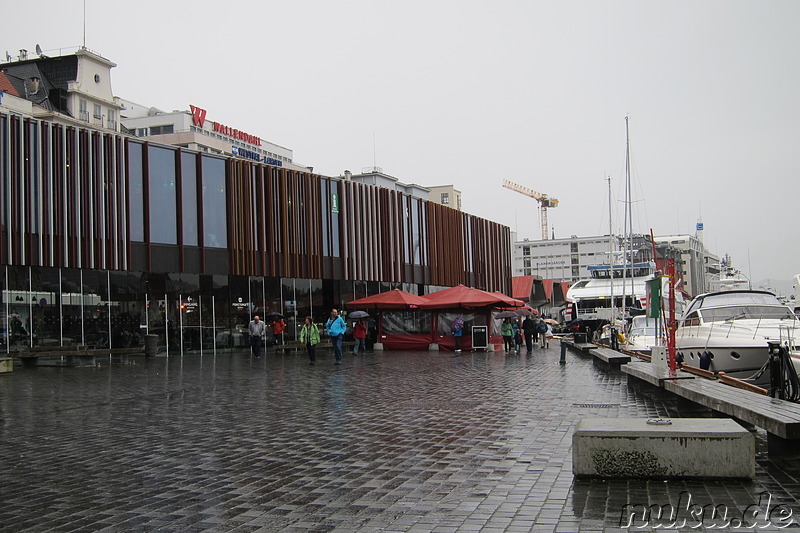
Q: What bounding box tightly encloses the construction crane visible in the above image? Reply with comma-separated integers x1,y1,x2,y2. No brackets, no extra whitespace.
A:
502,179,559,240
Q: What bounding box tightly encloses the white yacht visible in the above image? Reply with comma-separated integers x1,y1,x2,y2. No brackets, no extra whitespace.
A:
676,290,800,384
565,262,655,329
622,315,662,355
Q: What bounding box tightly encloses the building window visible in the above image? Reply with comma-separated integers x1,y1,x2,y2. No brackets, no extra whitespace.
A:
128,141,144,242
149,125,174,136
148,146,178,244
202,156,227,248
523,246,530,256
181,152,198,246
441,193,449,205
79,99,88,122
107,109,116,130
93,103,102,119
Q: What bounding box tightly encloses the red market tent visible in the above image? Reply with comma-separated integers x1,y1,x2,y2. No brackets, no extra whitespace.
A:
489,291,526,308
419,285,524,310
346,290,430,310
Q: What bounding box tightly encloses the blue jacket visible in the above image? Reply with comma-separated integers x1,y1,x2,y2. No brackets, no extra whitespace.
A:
326,316,346,336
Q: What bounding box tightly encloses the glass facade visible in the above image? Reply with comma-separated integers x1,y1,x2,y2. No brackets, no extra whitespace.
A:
0,112,512,354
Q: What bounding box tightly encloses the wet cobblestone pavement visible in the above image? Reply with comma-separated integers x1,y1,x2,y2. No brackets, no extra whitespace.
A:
1,343,799,532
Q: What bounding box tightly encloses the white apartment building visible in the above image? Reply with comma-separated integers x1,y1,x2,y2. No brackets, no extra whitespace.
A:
513,234,653,282
654,234,719,297
427,185,462,210
347,169,430,200
0,47,123,132
513,232,721,298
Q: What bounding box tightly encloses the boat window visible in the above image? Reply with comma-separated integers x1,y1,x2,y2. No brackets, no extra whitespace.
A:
577,299,611,310
701,292,781,308
698,305,796,322
683,312,700,327
630,323,658,336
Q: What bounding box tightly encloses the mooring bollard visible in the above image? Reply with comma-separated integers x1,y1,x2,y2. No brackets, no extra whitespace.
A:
560,339,567,365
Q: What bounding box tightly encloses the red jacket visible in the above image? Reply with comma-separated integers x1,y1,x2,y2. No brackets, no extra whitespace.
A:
354,320,367,339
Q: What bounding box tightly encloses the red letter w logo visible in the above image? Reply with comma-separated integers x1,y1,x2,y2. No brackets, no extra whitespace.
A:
190,105,207,128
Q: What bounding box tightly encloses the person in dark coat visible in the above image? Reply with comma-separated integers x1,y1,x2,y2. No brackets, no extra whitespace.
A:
522,316,536,352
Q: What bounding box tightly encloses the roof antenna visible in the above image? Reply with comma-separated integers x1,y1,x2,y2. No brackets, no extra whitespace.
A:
82,0,87,49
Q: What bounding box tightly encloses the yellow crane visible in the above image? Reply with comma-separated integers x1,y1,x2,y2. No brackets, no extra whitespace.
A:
502,179,559,240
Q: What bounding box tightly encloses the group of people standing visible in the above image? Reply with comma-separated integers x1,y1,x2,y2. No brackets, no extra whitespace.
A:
250,308,370,366
247,315,288,358
501,315,552,354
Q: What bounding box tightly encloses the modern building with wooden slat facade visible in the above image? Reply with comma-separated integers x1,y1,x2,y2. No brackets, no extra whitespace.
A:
0,107,512,352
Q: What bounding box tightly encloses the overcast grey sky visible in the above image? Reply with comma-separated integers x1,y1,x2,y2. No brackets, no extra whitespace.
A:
5,1,799,289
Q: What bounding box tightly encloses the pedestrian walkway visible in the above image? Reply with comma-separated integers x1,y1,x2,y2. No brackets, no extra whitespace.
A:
0,343,798,531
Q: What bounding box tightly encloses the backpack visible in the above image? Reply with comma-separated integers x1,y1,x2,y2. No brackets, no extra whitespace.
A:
537,321,548,334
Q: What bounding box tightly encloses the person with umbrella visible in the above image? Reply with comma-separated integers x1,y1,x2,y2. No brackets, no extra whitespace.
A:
350,311,369,354
522,314,536,353
501,318,514,352
272,315,287,345
539,318,552,349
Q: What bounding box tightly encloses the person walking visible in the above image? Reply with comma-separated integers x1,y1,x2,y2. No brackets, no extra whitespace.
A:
512,319,522,354
502,318,514,352
544,322,553,348
452,316,464,353
538,318,549,349
522,315,536,353
299,316,320,365
325,308,346,365
248,315,266,358
272,317,287,345
353,318,367,354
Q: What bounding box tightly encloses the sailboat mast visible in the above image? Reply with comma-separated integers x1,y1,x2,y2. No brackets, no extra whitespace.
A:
625,116,635,314
608,176,614,327
623,115,634,318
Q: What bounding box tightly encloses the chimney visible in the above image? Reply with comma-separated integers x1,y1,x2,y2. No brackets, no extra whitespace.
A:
18,49,28,61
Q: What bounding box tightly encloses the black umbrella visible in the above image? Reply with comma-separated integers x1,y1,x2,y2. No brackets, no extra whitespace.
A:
349,311,370,319
264,311,285,319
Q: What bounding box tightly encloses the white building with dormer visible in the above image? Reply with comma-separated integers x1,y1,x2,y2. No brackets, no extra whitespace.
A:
0,46,122,131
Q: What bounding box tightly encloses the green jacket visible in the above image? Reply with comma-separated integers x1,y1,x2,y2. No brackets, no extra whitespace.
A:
300,323,320,345
501,322,513,336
